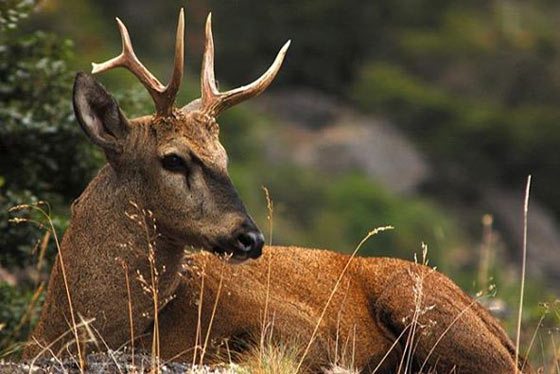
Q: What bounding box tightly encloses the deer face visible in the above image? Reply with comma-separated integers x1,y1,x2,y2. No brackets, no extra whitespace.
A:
72,10,289,261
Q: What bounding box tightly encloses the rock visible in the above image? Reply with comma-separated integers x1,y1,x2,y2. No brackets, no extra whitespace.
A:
256,89,430,194
483,187,560,290
0,267,16,286
0,352,240,374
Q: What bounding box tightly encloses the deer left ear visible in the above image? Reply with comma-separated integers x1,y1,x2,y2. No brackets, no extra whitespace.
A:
72,72,130,153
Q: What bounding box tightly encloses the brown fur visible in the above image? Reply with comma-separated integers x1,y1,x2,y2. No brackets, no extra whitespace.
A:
24,15,530,372
152,249,524,373
24,128,529,371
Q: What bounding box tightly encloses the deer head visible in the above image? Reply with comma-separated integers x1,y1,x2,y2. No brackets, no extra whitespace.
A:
72,9,289,261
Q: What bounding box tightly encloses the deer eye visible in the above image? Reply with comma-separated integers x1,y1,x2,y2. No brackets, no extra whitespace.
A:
161,154,187,172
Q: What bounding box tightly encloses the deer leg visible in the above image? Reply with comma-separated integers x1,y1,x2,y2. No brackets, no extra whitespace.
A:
352,306,404,374
372,265,523,373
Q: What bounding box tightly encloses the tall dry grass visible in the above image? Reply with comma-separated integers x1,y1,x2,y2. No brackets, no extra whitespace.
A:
515,175,531,372
3,177,559,373
9,202,85,371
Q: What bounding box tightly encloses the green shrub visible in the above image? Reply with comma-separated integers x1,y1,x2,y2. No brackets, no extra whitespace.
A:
352,62,560,217
0,282,43,356
0,2,96,354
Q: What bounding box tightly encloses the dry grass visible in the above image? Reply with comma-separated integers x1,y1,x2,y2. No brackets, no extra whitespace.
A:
9,202,85,371
236,334,304,374
120,260,136,368
125,202,165,372
4,180,560,373
200,260,226,365
477,214,495,292
515,175,531,372
192,256,207,367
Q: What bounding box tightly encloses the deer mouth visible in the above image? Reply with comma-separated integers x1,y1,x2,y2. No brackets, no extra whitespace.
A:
212,246,252,263
211,245,253,263
211,231,264,263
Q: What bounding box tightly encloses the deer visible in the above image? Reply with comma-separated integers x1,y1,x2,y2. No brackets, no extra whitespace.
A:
24,9,530,373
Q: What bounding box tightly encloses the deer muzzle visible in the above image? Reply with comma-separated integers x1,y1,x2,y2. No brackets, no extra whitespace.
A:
213,220,265,262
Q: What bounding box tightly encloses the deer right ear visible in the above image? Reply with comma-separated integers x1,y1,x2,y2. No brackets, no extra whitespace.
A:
72,72,130,153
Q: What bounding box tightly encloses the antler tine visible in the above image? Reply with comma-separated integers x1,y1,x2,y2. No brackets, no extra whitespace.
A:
201,13,219,108
91,9,185,116
217,40,290,112
200,13,290,117
163,8,185,111
91,18,166,106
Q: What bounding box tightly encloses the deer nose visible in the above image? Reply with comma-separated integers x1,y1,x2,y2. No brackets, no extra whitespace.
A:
236,230,264,259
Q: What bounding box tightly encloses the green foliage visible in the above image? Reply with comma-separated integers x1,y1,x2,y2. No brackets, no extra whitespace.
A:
0,30,100,200
229,150,459,272
352,62,560,215
320,174,454,259
218,106,270,164
0,190,40,268
0,282,42,355
274,171,456,266
0,0,34,32
351,63,453,132
0,2,104,271
0,2,96,353
195,0,379,92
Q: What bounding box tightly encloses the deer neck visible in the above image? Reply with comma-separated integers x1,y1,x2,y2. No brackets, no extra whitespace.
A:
43,164,186,348
67,162,185,278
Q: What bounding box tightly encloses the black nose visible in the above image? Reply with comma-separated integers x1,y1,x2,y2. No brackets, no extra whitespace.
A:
236,230,265,259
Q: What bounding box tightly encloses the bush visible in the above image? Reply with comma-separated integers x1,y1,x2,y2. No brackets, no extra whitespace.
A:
0,1,98,354
352,62,560,217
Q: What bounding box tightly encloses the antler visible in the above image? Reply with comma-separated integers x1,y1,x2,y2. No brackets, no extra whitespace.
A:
201,13,290,117
92,9,185,117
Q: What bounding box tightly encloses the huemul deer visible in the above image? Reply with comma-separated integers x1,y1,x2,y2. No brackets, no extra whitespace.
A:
25,10,529,373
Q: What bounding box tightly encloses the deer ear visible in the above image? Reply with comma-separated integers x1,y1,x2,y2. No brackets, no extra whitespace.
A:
72,72,130,153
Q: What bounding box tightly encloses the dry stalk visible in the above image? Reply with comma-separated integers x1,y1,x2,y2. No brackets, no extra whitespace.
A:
36,231,51,275
329,279,352,369
515,175,531,373
199,259,226,365
10,202,85,371
262,186,274,245
29,336,65,372
260,186,274,358
398,244,434,374
550,334,560,373
28,317,94,373
88,324,124,374
77,314,101,358
372,324,413,373
522,310,547,372
125,202,164,373
192,258,207,366
28,328,73,368
477,214,494,291
120,260,136,367
417,296,481,373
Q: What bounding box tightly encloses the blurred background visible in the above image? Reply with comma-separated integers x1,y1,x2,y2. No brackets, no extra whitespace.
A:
1,0,559,364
